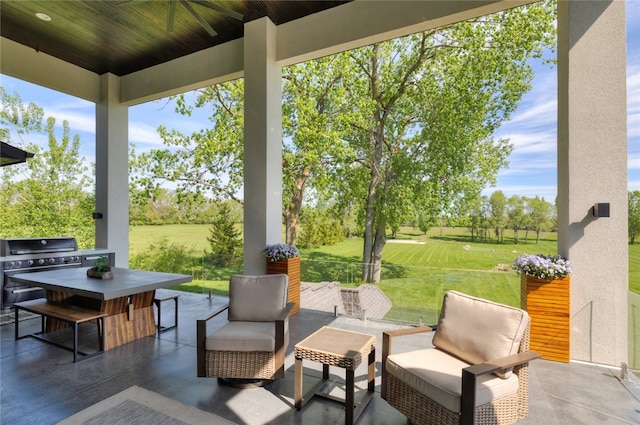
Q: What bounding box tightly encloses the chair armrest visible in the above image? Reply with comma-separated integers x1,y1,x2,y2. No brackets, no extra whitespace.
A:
196,304,229,377
382,326,433,361
381,326,433,399
276,302,296,322
198,304,229,323
460,351,541,425
273,302,295,380
274,302,295,350
463,351,541,377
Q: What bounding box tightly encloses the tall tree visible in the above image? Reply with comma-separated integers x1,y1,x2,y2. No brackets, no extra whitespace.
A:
507,195,527,244
339,2,555,281
489,191,508,243
527,196,552,244
0,88,94,247
131,80,245,205
282,55,356,245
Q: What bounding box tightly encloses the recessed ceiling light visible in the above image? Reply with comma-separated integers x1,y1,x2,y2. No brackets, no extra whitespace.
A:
35,12,51,22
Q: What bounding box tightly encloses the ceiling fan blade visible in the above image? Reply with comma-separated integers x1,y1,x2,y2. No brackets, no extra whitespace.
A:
179,0,217,37
167,0,176,32
118,0,152,6
190,0,243,21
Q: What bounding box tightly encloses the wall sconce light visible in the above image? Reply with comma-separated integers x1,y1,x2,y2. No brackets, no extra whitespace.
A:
92,212,103,220
591,203,610,218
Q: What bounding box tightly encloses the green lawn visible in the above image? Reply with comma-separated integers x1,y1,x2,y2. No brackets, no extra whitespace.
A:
129,224,213,254
630,243,640,295
299,227,558,322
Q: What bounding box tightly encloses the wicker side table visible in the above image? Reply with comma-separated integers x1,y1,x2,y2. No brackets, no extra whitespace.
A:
294,326,376,425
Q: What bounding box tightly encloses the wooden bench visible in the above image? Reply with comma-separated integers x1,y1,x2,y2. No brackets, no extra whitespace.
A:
14,298,107,362
154,292,180,333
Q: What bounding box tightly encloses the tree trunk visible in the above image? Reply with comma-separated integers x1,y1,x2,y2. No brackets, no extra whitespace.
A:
284,167,310,245
362,123,384,282
362,171,378,282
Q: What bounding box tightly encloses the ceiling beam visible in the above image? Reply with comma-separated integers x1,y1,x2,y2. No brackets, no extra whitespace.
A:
276,0,538,67
1,37,101,103
120,38,244,105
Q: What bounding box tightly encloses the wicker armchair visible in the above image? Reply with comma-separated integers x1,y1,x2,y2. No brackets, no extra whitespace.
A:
197,274,294,387
381,291,540,425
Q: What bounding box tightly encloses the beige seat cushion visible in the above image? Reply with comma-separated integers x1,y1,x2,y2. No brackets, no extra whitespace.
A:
386,347,519,413
432,291,529,377
228,274,288,322
206,321,289,352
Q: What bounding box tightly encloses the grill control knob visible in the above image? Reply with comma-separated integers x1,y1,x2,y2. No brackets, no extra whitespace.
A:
37,259,45,265
48,258,55,265
15,261,22,268
27,260,34,266
7,262,15,269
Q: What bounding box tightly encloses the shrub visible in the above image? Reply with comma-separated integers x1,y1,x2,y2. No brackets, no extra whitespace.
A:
129,237,197,274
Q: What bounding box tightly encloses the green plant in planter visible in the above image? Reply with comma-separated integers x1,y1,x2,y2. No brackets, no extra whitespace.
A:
92,255,111,272
87,255,113,279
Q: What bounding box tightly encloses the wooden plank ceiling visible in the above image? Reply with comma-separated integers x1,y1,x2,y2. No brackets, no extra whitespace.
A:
0,0,349,76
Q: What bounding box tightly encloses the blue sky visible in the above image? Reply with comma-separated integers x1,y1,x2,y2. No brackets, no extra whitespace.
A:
1,3,639,203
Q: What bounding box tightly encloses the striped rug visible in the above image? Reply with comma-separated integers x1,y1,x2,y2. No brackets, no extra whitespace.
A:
57,386,237,425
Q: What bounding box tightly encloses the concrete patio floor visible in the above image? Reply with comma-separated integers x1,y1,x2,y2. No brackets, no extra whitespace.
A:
1,290,639,425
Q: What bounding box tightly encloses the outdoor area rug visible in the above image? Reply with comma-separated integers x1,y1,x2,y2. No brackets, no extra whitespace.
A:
0,307,37,325
56,385,237,425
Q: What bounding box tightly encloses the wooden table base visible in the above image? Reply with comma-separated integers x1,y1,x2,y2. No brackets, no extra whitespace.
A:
46,289,157,351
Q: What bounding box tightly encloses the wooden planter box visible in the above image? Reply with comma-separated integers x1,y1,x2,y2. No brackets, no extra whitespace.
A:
521,275,570,362
266,257,300,315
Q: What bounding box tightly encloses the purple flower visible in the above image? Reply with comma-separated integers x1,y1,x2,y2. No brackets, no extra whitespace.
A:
264,243,300,261
513,254,571,280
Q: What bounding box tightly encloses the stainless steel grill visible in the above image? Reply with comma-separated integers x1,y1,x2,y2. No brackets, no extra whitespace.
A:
0,237,115,309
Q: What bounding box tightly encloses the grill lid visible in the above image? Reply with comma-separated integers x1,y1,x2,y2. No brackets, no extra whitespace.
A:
0,237,78,256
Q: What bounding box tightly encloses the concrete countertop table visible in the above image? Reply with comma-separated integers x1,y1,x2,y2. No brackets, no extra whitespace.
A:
11,267,192,350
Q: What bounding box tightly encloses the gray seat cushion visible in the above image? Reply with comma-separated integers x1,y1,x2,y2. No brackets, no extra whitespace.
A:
228,274,288,322
207,274,290,353
206,321,289,352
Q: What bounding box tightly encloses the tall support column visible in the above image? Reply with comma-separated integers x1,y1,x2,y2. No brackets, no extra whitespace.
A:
95,73,129,267
557,0,627,365
243,18,283,274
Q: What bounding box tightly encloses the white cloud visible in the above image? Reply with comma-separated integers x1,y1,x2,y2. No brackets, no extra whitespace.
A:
506,98,556,130
129,122,164,147
47,107,95,135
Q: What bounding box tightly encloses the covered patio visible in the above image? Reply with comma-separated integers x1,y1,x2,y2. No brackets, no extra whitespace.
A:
1,290,638,425
0,0,631,403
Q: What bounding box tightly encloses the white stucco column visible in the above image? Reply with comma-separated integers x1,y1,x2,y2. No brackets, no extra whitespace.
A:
243,18,283,274
95,73,129,267
557,0,627,365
